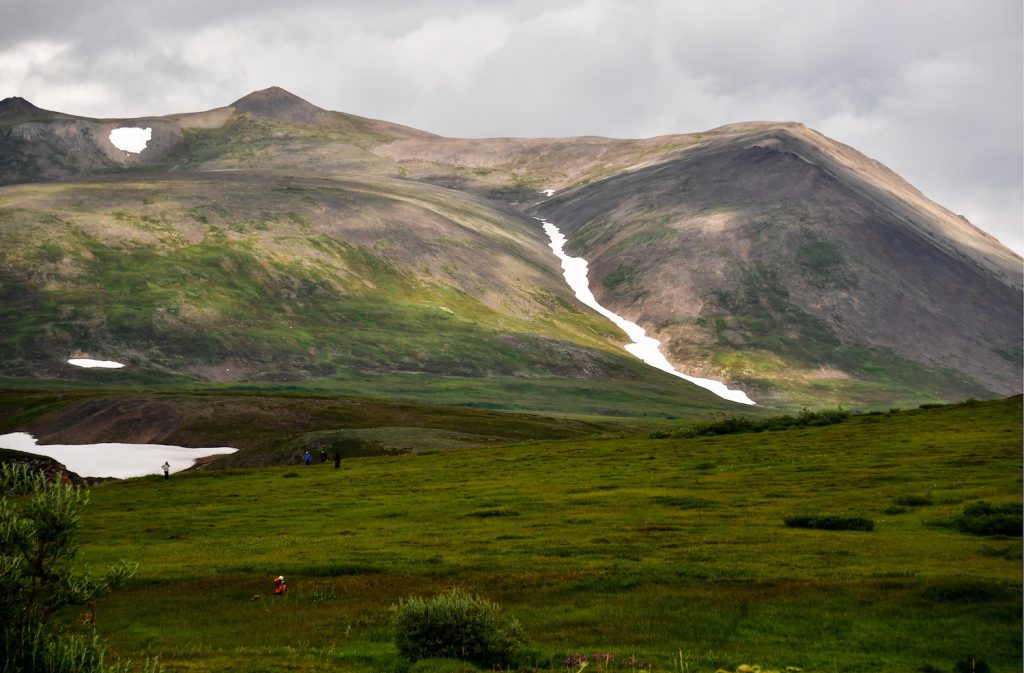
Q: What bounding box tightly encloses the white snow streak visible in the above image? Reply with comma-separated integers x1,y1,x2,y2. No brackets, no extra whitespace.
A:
539,218,755,405
68,358,125,369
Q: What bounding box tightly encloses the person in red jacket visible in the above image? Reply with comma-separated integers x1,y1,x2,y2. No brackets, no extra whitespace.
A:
273,575,287,595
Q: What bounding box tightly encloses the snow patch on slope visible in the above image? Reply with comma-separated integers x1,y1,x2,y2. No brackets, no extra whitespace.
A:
539,218,755,405
109,127,151,153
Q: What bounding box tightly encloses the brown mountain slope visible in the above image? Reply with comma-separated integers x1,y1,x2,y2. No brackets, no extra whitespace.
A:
530,123,1022,406
0,88,1018,409
0,88,432,185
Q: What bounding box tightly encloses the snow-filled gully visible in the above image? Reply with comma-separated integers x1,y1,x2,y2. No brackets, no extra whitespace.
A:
537,215,755,406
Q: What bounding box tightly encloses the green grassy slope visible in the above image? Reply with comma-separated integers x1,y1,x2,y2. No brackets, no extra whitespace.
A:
57,397,1022,672
0,171,744,416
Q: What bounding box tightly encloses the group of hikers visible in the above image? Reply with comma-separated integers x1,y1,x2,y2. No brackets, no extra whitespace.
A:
160,446,341,479
303,448,341,469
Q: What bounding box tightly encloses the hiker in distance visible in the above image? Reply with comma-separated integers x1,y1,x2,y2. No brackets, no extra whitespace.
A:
162,461,170,480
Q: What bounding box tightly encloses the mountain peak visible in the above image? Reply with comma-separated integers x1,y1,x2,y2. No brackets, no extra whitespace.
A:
0,96,65,124
0,96,43,117
229,86,330,125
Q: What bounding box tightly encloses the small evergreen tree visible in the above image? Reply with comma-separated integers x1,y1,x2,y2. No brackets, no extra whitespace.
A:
0,463,139,672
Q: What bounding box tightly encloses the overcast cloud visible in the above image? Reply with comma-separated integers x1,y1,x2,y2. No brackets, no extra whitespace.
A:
2,0,1021,252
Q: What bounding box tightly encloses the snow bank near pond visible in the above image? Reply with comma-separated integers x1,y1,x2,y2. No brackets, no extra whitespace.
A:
0,432,237,479
539,218,755,405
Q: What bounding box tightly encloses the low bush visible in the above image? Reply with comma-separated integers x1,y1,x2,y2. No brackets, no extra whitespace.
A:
783,514,874,531
391,588,524,667
893,494,933,507
953,656,991,673
954,502,1022,537
675,409,850,438
977,544,1022,559
466,508,520,518
650,495,714,509
919,578,1002,603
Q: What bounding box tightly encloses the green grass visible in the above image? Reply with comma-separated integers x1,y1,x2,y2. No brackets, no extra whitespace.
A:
44,396,1022,672
0,173,751,418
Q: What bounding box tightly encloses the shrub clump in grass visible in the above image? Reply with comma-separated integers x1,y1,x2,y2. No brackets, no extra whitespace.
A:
893,494,934,507
675,408,849,438
783,514,875,531
650,495,714,509
391,588,525,668
953,656,991,673
919,577,1002,603
954,502,1022,537
467,508,520,518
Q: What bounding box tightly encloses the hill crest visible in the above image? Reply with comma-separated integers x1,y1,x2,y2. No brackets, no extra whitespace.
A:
229,86,329,124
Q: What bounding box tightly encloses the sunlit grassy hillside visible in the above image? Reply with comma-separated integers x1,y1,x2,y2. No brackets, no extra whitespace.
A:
64,397,1023,673
0,171,743,416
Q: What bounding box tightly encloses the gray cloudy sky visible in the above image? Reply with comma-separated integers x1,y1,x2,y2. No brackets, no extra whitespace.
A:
2,0,1022,252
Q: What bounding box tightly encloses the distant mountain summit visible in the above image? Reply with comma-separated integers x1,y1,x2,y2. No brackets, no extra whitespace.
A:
0,96,63,123
230,86,334,126
0,96,38,115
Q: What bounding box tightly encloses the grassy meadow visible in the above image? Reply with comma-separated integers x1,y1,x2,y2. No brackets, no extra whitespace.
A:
54,397,1023,673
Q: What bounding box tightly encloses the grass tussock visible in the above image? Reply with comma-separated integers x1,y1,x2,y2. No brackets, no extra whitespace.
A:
782,514,875,531
664,408,850,439
954,502,1022,537
892,494,934,507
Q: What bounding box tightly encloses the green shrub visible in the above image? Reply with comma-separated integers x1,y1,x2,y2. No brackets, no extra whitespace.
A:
391,588,525,667
676,409,849,438
954,502,1022,537
953,656,991,673
466,508,520,518
783,514,874,531
977,544,1022,559
650,495,714,509
919,578,1002,603
894,494,933,507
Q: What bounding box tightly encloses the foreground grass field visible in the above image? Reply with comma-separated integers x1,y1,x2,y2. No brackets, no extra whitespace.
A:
67,397,1021,672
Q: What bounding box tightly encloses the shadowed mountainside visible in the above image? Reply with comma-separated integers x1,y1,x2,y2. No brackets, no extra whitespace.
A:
530,123,1022,406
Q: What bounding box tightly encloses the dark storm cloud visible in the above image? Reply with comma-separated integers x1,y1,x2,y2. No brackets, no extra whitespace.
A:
1,0,1020,251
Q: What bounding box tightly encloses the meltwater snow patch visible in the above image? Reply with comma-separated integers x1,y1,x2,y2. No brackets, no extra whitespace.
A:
109,127,152,153
68,358,125,369
0,432,238,479
539,217,755,405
